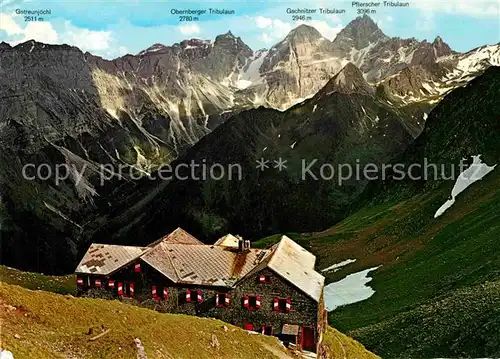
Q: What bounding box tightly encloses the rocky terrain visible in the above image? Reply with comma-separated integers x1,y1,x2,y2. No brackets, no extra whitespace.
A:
0,16,499,275
85,62,433,251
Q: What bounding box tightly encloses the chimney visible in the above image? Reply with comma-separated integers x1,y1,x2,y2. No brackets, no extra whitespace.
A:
237,237,244,253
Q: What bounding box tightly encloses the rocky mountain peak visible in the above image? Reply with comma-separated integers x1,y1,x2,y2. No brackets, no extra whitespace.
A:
12,40,79,54
285,24,323,43
319,62,373,95
139,43,169,55
333,15,387,50
433,36,443,44
214,31,253,54
432,36,452,57
215,31,237,42
180,38,212,49
0,41,11,50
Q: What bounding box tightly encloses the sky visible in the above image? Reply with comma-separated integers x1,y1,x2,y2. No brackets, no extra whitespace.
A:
0,0,499,59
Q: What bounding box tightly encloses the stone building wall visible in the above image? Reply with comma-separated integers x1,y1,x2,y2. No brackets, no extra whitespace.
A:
77,262,321,349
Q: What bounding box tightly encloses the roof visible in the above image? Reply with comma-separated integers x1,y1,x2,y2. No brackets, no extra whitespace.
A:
150,227,204,246
266,236,325,302
75,244,149,275
282,324,300,336
75,230,325,301
143,242,268,287
140,241,179,282
214,234,241,248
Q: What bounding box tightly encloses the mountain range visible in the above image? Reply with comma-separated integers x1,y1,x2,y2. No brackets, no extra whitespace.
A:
0,15,499,275
1,13,499,359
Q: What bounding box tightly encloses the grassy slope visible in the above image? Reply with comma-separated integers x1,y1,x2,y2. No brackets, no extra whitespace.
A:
272,167,500,358
321,327,380,359
351,279,500,358
0,274,377,359
0,265,75,294
0,282,290,359
252,68,500,358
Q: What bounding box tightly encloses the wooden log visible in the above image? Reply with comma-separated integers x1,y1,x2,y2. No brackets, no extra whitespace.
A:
89,329,110,341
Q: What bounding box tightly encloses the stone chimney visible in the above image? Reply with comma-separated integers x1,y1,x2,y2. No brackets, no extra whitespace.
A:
236,236,251,253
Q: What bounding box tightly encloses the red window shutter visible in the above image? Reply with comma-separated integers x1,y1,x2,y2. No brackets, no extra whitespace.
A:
76,277,83,286
117,282,123,296
186,289,191,302
108,280,115,288
197,290,203,303
134,263,141,272
256,296,262,309
129,283,135,297
243,323,254,331
95,279,102,287
224,293,230,307
286,298,291,312
273,297,279,311
243,296,249,308
152,285,157,298
163,288,168,300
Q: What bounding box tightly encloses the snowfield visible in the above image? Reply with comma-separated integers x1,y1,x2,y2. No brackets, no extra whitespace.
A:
434,155,496,218
324,266,380,311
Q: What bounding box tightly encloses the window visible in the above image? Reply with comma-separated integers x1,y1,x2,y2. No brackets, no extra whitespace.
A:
123,282,135,297
77,276,90,287
243,295,261,310
152,285,167,301
216,293,230,307
262,326,273,336
258,274,271,283
278,298,287,312
134,263,141,272
186,289,203,303
274,297,291,312
249,296,257,308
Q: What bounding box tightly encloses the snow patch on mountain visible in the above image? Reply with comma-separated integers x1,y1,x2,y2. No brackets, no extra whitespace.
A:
139,43,166,55
434,155,496,218
324,266,381,311
441,45,500,85
321,259,356,273
236,50,268,90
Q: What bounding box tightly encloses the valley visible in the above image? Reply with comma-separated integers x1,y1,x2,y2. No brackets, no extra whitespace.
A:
254,67,500,357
